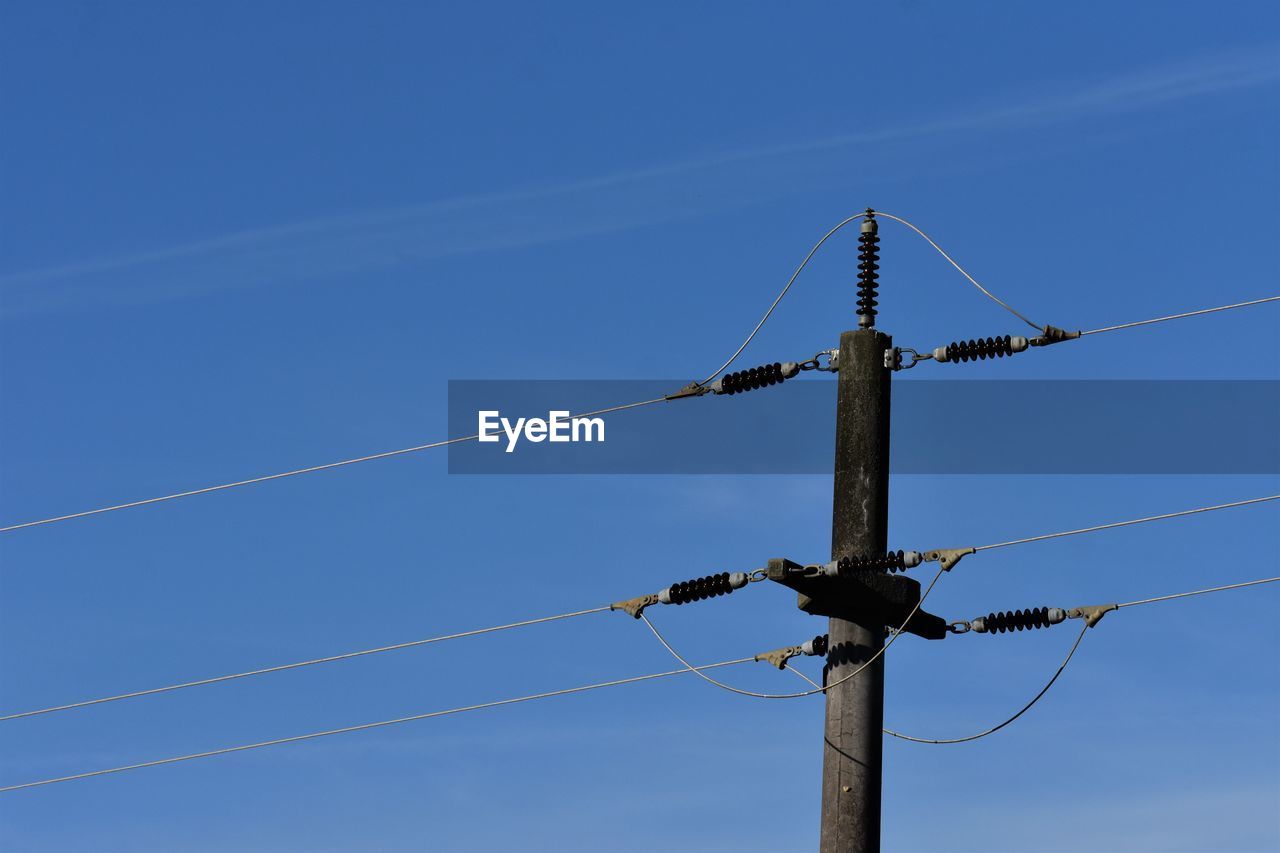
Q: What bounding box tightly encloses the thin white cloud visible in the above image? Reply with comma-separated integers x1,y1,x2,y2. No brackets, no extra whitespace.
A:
2,45,1275,317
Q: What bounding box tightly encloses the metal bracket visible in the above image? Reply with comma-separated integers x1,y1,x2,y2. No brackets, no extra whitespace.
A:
922,547,976,571
610,593,659,619
1067,602,1118,628
885,347,930,371
800,349,840,373
764,557,827,584
755,645,804,669
765,558,948,640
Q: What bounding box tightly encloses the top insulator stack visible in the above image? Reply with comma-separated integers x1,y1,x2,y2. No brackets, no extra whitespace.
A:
856,210,880,328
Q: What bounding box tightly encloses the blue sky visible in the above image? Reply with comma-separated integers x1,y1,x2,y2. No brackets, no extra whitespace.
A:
1,3,1278,851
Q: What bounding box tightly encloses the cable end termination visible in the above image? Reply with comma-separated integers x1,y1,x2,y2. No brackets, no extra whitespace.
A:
611,572,750,619
755,634,829,669
923,547,975,571
1032,324,1082,347
1067,603,1117,628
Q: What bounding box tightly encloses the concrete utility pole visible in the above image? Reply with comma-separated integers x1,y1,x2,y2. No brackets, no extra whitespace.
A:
819,326,892,853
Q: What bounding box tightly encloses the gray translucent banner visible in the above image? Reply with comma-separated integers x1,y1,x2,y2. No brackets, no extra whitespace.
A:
447,380,1279,474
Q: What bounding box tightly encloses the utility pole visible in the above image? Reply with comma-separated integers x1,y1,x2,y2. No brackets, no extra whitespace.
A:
820,325,892,852
761,212,943,852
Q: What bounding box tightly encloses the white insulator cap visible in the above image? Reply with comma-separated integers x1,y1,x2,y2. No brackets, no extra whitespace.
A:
821,560,840,578
1047,607,1066,624
1010,336,1029,353
729,572,748,589
657,588,672,605
780,362,801,379
970,616,989,633
902,550,922,568
932,345,951,363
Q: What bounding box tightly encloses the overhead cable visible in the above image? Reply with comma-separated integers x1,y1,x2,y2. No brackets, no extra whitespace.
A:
0,658,762,794
886,574,1280,745
923,494,1278,571
0,607,610,723
0,398,665,533
1080,296,1280,336
870,211,1045,332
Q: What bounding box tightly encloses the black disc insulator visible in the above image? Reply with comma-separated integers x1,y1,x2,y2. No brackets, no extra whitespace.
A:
666,572,736,605
942,335,1018,364
836,550,911,575
720,362,787,395
856,224,880,326
981,607,1053,634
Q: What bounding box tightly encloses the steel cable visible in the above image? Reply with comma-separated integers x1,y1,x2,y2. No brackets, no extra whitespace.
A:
0,607,611,722
0,657,757,793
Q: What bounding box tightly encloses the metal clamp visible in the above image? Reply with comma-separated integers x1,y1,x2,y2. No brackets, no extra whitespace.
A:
1029,324,1082,348
755,645,804,669
947,620,971,635
923,547,976,571
800,349,839,372
665,381,711,401
610,594,659,619
1067,602,1117,628
885,347,932,371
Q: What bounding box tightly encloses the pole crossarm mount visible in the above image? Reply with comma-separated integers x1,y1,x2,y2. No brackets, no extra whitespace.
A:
764,558,948,641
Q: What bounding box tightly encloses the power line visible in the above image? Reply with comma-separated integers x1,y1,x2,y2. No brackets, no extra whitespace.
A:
793,574,1280,745
1116,575,1280,609
7,203,879,534
15,214,1253,535
0,398,665,533
0,657,759,794
894,293,1278,370
883,623,1088,745
1080,296,1280,336
971,494,1278,554
871,211,1044,332
0,607,610,723
883,574,1279,745
642,497,1279,702
696,211,869,386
